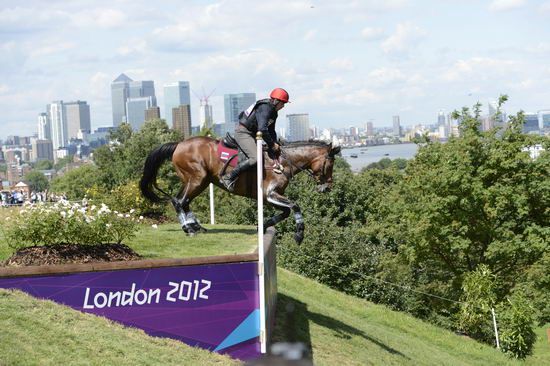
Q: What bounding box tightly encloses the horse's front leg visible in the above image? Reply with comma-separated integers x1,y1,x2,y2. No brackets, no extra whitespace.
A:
266,191,305,245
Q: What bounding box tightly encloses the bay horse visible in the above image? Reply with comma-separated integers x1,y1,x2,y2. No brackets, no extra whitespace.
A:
139,136,341,244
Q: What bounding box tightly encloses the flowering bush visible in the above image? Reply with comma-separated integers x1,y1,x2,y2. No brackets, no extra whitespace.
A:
2,200,142,249
85,182,168,217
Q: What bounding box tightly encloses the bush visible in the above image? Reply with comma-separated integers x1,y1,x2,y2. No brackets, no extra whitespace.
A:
85,182,168,218
2,201,141,248
496,293,537,359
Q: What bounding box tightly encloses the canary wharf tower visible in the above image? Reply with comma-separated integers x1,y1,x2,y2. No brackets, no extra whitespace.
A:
111,73,133,126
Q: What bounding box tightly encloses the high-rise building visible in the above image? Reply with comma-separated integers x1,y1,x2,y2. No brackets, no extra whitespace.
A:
172,105,192,139
523,113,539,134
126,97,156,130
48,101,68,150
164,82,191,127
145,106,161,121
37,113,51,140
64,101,91,140
538,110,550,131
199,100,213,129
366,121,374,136
224,93,256,130
111,73,133,126
287,114,310,142
392,115,401,137
31,139,54,162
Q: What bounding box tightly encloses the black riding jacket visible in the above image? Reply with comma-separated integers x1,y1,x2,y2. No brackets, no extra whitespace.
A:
239,99,278,148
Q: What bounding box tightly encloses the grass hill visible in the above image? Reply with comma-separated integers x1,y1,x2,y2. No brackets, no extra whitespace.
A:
0,222,548,365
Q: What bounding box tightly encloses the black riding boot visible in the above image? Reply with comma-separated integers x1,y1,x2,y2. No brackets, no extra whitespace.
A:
221,159,253,192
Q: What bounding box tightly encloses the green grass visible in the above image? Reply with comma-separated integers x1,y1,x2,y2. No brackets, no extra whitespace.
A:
129,223,257,259
274,268,550,366
0,288,240,366
1,221,549,365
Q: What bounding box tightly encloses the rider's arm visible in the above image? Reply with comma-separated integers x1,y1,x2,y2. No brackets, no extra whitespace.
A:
255,103,276,148
268,123,278,145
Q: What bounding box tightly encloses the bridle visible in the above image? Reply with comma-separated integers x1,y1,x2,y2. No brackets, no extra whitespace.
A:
279,148,334,184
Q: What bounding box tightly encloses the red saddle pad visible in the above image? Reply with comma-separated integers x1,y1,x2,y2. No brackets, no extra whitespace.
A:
217,140,239,167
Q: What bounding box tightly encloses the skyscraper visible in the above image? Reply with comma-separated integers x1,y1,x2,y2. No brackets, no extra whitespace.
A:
164,82,191,127
366,121,374,136
111,73,132,126
65,101,91,140
199,100,213,129
287,114,310,142
173,105,192,139
392,115,401,137
126,97,156,130
37,113,51,140
48,101,68,150
523,113,539,134
31,139,54,162
224,93,256,133
538,110,550,131
145,106,161,121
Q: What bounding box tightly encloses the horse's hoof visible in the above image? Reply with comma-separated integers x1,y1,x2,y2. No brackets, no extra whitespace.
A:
187,231,197,237
294,232,304,245
199,227,208,233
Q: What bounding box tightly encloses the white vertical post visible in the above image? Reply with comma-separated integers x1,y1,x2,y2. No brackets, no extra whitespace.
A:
256,132,266,354
209,183,215,225
491,307,500,349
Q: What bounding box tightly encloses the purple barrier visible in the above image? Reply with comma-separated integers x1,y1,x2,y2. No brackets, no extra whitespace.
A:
0,261,261,360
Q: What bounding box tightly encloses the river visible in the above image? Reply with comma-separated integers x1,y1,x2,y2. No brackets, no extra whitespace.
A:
341,143,419,172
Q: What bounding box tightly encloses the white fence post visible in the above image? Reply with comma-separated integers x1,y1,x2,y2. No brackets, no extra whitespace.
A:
491,307,500,349
257,132,266,354
209,183,215,225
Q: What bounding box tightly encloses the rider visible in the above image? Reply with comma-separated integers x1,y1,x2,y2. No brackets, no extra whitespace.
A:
221,88,289,192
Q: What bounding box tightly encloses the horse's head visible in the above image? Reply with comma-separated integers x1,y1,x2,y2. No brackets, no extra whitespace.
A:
310,143,341,193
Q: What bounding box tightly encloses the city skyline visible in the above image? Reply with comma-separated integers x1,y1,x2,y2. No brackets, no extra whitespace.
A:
1,1,550,139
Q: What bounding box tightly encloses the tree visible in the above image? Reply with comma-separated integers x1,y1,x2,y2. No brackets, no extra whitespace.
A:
377,98,550,298
35,159,54,170
49,164,102,199
24,170,49,192
54,155,74,171
93,119,183,190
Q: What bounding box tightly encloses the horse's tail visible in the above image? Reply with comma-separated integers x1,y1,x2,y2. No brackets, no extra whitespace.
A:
140,142,179,203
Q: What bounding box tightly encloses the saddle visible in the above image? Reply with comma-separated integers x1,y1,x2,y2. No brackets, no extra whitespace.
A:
217,133,281,175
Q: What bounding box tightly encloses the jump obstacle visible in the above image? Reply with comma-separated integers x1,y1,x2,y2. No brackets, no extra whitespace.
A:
0,133,277,361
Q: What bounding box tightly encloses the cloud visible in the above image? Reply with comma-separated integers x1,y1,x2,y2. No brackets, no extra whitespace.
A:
489,0,527,11
303,30,317,42
71,8,128,29
360,27,385,41
381,23,426,57
327,58,354,72
441,57,517,82
30,42,76,57
116,39,148,56
0,84,9,95
0,7,69,32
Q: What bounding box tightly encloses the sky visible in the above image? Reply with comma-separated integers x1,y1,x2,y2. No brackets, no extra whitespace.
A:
1,0,550,139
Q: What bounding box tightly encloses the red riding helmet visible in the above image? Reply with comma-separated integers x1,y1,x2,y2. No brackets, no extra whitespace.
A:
270,88,290,103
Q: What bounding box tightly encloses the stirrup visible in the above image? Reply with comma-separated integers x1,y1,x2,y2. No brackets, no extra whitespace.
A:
272,162,283,174
221,175,237,192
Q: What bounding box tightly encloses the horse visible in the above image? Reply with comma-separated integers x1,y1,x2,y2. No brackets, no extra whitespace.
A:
139,136,341,244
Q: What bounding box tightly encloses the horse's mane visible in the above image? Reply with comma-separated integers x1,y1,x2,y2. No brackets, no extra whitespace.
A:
281,140,332,148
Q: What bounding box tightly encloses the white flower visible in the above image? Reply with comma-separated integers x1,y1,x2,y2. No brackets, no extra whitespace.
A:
114,211,119,214
129,209,135,214
117,213,123,217
20,210,27,214
106,223,112,228
60,211,67,217
125,214,130,218
91,205,97,210
139,216,144,220
151,224,158,229
5,217,10,221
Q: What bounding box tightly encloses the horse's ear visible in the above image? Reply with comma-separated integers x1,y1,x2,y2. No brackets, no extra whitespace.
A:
329,145,341,157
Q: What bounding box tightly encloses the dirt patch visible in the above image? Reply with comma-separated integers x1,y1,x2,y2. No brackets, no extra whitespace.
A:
3,243,142,267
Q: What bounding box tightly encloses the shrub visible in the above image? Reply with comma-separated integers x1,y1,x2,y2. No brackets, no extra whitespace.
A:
2,201,141,249
496,293,537,359
85,182,168,218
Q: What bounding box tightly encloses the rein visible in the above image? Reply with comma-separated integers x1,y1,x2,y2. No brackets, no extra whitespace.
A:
279,148,334,181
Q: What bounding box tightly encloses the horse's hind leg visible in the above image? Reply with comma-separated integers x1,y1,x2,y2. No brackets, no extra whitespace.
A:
172,179,209,235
